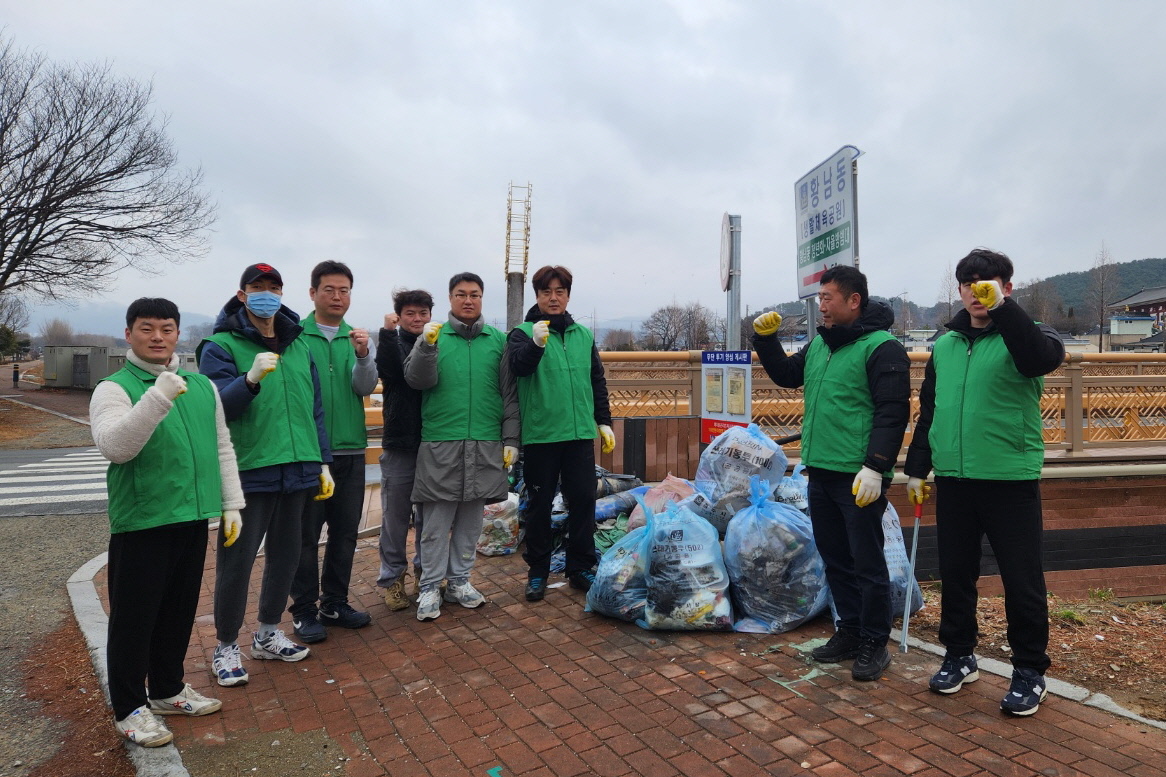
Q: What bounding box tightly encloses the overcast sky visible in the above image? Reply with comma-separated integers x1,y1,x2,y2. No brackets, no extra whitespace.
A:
7,1,1166,334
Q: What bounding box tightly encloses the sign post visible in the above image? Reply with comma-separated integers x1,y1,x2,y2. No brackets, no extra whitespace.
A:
721,213,742,350
700,350,752,444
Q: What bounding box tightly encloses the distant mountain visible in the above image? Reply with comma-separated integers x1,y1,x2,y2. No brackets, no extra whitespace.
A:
29,299,215,337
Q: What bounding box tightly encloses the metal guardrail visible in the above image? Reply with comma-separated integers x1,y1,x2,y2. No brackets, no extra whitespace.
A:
366,351,1166,457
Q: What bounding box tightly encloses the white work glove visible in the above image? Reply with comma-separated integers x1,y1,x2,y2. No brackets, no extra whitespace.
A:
753,311,782,336
155,371,187,401
598,424,615,455
906,476,931,505
423,321,443,345
532,320,550,348
221,509,242,548
851,466,884,508
315,464,334,501
247,352,279,384
971,279,1005,311
503,445,518,469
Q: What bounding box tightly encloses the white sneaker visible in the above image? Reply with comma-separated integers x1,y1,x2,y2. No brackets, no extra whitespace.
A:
443,579,485,608
115,706,173,747
251,629,310,662
417,587,442,621
150,683,223,716
212,643,249,687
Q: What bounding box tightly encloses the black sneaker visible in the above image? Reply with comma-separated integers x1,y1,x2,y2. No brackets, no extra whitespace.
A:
525,577,547,602
851,640,891,682
811,630,863,663
1001,668,1047,716
929,655,979,694
567,570,596,592
292,611,326,644
319,602,371,629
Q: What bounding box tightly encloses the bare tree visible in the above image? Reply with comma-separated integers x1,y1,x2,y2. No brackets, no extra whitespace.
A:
601,328,636,351
1014,277,1065,328
1086,244,1119,352
639,304,684,350
0,292,29,332
39,317,75,345
937,261,959,324
0,37,215,300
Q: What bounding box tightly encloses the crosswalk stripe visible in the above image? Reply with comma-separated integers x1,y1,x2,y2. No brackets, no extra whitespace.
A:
0,482,108,495
1,493,110,506
0,473,107,484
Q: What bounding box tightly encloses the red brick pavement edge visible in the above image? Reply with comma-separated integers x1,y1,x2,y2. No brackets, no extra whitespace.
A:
95,534,1166,777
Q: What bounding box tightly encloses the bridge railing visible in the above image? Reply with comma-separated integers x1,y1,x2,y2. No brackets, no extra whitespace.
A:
367,350,1166,457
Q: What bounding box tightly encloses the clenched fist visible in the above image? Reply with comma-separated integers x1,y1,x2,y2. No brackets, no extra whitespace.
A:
753,311,782,336
971,280,1004,311
423,321,443,345
155,370,187,401
532,320,550,347
247,352,279,384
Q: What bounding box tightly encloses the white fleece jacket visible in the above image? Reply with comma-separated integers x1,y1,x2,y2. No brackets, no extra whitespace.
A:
90,351,245,511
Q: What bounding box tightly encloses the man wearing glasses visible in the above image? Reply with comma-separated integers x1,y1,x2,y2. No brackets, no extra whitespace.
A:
289,261,378,643
404,272,520,620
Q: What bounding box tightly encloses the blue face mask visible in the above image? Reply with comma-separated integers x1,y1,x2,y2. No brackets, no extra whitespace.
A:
245,291,282,319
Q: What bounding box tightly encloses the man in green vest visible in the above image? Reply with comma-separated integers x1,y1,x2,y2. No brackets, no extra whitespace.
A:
507,265,614,601
905,249,1064,716
198,263,334,687
91,297,245,747
404,272,520,621
289,261,377,643
753,265,910,682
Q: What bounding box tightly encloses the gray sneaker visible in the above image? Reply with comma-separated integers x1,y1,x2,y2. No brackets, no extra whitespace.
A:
417,587,442,621
443,579,485,608
115,706,173,747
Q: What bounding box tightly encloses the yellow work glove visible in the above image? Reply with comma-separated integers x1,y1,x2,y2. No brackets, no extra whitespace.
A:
315,464,334,501
971,279,1005,311
155,371,187,401
851,466,883,508
752,311,782,336
598,424,615,454
246,352,279,384
423,321,443,345
906,476,931,505
221,509,243,547
532,320,550,347
503,445,518,469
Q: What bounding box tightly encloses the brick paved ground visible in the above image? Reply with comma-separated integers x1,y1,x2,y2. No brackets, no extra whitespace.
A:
100,534,1166,777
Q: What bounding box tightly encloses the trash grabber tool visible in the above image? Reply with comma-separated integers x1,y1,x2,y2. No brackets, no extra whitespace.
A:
899,499,923,654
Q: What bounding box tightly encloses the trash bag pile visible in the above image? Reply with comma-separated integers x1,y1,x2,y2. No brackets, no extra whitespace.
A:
689,424,788,535
724,476,829,633
476,493,522,556
639,500,733,631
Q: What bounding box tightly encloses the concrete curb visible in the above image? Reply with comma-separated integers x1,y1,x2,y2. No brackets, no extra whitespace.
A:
891,626,1166,731
67,553,190,777
3,396,91,425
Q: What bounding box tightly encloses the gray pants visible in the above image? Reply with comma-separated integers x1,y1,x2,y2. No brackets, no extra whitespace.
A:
377,448,424,586
215,488,311,644
418,499,483,590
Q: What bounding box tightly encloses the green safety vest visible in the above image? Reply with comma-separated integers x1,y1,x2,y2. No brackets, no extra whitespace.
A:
929,329,1046,480
103,363,223,534
421,325,506,442
201,332,322,470
300,314,367,451
514,321,597,444
802,329,897,474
